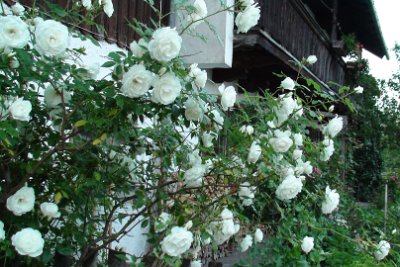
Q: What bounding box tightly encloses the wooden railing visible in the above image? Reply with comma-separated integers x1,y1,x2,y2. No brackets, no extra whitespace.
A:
258,0,346,85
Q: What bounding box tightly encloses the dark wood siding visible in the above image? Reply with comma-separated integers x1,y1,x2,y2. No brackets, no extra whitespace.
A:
15,0,171,48
258,0,346,85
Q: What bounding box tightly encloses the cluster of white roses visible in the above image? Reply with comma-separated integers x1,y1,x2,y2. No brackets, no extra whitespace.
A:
236,0,261,33
3,186,60,257
81,0,114,17
186,0,208,30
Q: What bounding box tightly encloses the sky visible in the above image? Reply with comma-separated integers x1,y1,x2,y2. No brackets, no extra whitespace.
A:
363,0,400,81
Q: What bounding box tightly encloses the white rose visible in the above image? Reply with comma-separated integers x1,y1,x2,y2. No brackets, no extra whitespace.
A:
247,141,262,163
269,130,293,153
188,63,207,89
301,236,314,254
35,20,69,57
210,109,224,132
275,175,303,201
0,220,5,240
8,98,32,121
321,139,334,161
293,133,303,147
11,3,25,16
293,149,302,160
82,0,92,10
328,105,335,112
235,4,260,33
254,228,263,243
354,86,364,94
240,235,253,252
274,94,296,126
152,72,181,105
85,63,100,79
161,226,193,257
211,209,240,245
240,125,254,135
129,38,147,57
323,116,343,138
321,186,340,214
306,55,317,65
0,16,29,49
187,0,208,29
280,77,295,91
12,228,44,257
190,260,202,267
0,3,12,15
185,98,204,121
188,149,202,167
102,0,114,17
184,165,206,187
202,131,216,148
148,27,182,62
219,84,237,111
238,182,256,206
121,64,154,98
155,212,171,233
40,202,61,219
44,85,72,108
7,186,35,216
295,159,312,176
374,240,390,261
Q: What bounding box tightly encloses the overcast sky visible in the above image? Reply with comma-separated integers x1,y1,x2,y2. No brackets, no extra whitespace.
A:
363,0,400,81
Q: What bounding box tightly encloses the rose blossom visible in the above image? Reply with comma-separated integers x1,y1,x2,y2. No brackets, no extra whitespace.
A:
211,208,240,245
12,228,44,257
269,130,293,153
293,149,303,160
121,64,154,98
321,186,340,214
238,182,256,206
82,0,92,10
240,125,254,135
0,15,29,49
354,86,364,94
201,131,215,147
374,240,390,261
280,77,296,91
301,236,314,254
184,164,206,187
210,109,224,132
235,4,260,33
323,116,343,138
254,228,263,243
161,226,193,257
247,141,262,163
293,133,303,147
40,202,61,219
35,20,69,57
190,260,202,267
0,221,5,240
11,3,25,16
306,55,317,65
184,98,204,121
8,98,31,121
148,27,182,62
240,235,253,252
151,72,182,105
6,186,35,216
129,38,147,57
188,63,207,89
187,0,208,29
219,84,237,111
102,0,114,17
275,175,303,201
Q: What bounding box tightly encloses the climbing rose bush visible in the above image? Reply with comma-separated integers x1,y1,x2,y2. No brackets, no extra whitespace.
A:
0,1,386,266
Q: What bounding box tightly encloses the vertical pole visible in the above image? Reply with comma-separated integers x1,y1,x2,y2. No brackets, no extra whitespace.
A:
331,0,338,42
384,183,388,234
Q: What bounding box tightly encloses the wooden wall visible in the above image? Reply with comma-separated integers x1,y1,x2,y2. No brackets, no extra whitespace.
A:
14,0,170,48
258,0,346,85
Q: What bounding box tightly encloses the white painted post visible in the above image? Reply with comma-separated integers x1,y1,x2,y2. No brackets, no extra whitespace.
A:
384,183,388,234
171,0,235,68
